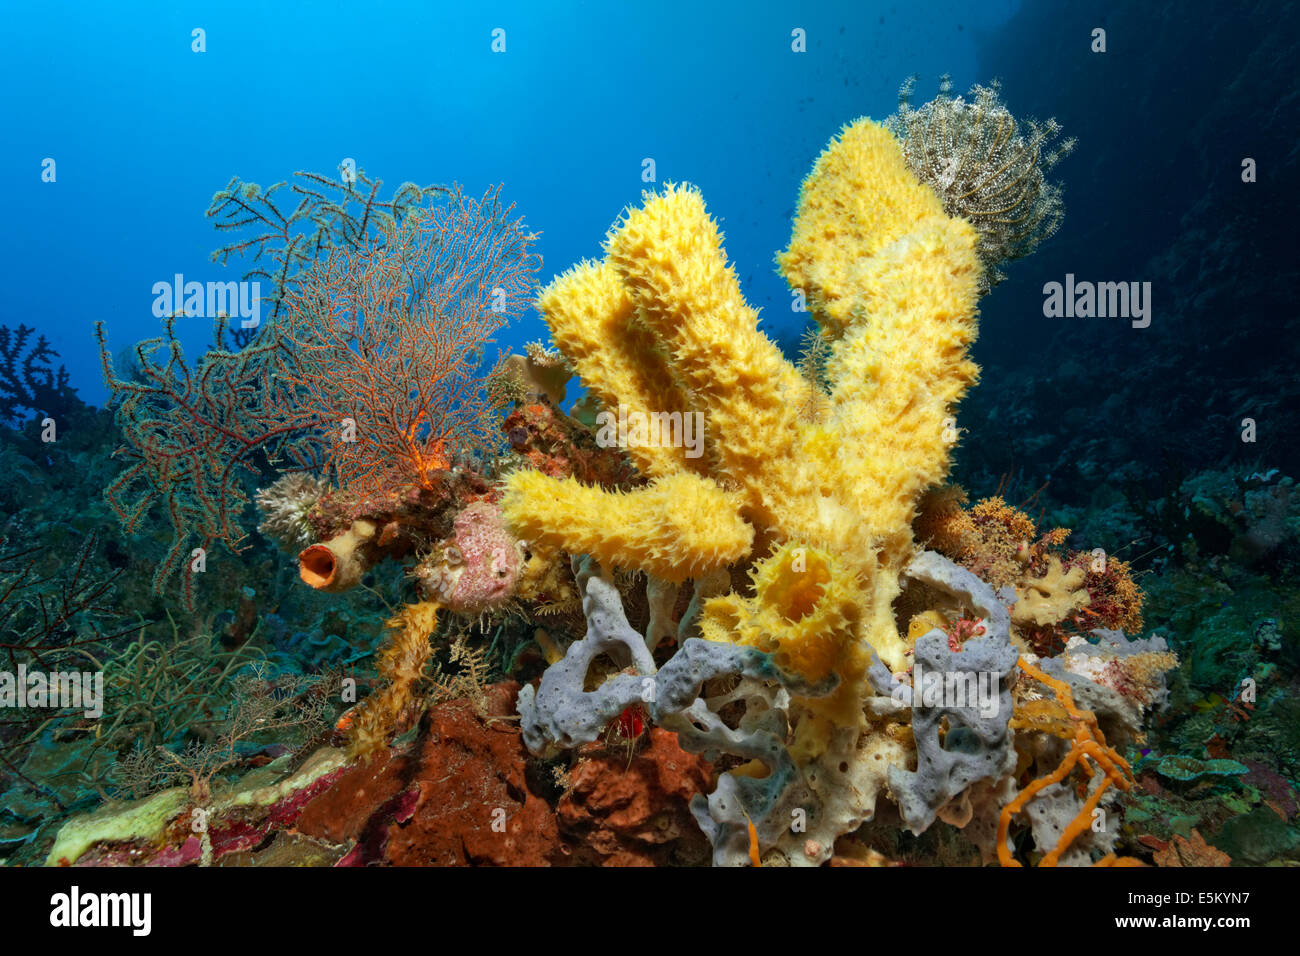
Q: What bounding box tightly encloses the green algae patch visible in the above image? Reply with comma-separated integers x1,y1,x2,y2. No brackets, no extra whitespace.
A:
45,787,188,866
43,746,351,867
223,746,348,810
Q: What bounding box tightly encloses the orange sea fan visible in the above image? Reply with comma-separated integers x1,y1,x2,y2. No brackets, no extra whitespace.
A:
279,184,540,494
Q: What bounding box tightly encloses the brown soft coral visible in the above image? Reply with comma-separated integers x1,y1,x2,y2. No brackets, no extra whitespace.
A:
556,729,714,866
913,486,980,558
914,491,1045,589
298,684,563,866
1152,829,1231,868
914,490,1145,654
1066,553,1145,634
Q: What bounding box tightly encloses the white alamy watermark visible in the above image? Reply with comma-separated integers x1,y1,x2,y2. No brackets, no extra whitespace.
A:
0,665,103,718
152,274,261,329
50,886,150,936
595,404,705,459
892,661,1001,718
1042,274,1152,329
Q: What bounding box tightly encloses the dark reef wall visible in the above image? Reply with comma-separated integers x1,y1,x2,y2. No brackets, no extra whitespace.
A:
959,0,1300,505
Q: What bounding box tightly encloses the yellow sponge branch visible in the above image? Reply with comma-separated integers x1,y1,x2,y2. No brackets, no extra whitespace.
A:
820,221,981,560
502,469,754,583
604,184,811,532
537,260,703,478
777,120,958,338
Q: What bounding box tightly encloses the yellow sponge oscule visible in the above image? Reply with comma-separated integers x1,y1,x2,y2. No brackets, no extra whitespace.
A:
701,543,868,713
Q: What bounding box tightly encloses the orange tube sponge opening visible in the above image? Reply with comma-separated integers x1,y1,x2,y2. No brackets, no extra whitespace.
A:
298,544,340,590
297,520,376,592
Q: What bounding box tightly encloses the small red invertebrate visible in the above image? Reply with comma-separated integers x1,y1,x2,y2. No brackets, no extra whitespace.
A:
604,703,649,768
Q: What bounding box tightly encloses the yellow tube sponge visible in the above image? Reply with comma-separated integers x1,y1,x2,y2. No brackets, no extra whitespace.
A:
818,221,981,563
298,519,377,592
776,121,981,566
537,260,702,478
501,469,753,584
509,119,983,681
604,184,812,533
777,119,957,337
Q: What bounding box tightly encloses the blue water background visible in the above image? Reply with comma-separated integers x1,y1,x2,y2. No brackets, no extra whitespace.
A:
1,0,1016,407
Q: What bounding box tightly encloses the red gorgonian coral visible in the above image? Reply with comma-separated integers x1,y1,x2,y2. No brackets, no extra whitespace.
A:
97,172,539,607
280,184,540,495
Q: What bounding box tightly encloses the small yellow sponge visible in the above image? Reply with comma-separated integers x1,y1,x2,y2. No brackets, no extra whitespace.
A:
501,469,754,583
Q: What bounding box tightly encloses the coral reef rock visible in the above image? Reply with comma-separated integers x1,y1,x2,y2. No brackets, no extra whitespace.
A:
556,729,714,866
